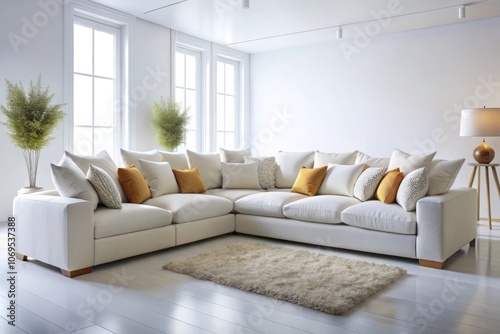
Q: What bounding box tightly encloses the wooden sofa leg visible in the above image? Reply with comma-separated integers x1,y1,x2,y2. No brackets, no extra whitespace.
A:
16,253,28,261
419,259,445,269
61,267,93,278
469,238,476,247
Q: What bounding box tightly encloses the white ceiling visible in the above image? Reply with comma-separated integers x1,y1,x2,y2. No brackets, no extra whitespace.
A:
89,0,500,53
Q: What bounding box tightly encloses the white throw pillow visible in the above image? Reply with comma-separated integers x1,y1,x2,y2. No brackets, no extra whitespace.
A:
186,150,222,189
388,149,436,175
317,163,365,197
51,158,99,210
120,148,161,171
426,158,465,195
221,162,261,189
243,156,277,189
353,167,387,201
313,150,357,167
220,147,251,163
396,167,429,211
355,151,390,168
275,151,315,188
159,151,189,170
138,160,180,197
87,164,122,209
63,150,127,202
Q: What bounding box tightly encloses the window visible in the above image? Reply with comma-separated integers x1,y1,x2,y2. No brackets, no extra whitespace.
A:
72,18,120,156
175,48,201,151
216,59,239,149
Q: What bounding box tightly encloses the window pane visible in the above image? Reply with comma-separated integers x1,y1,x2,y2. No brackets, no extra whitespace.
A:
185,54,196,90
74,24,93,74
185,89,197,129
73,74,93,126
225,132,235,149
217,61,224,94
185,130,196,151
217,131,224,149
94,127,114,154
94,78,114,127
74,127,93,156
94,30,115,78
217,94,224,130
225,63,235,95
225,96,235,131
175,87,185,106
175,52,185,87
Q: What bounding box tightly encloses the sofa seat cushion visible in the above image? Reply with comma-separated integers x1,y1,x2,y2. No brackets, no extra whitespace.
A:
144,194,233,223
234,192,307,217
205,188,265,202
94,204,172,239
283,195,361,224
341,201,416,235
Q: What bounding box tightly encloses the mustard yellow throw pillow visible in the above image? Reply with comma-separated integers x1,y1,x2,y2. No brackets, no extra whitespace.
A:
291,166,328,196
375,168,404,204
172,167,207,193
117,165,151,204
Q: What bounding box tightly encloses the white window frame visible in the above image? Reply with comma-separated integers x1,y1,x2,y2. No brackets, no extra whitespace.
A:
64,0,135,159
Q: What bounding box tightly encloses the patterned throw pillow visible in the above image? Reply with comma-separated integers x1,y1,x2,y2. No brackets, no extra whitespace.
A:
87,164,122,209
243,156,277,189
353,167,387,201
396,167,429,211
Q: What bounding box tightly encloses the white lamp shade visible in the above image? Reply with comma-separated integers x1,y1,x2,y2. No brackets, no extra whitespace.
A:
459,108,500,137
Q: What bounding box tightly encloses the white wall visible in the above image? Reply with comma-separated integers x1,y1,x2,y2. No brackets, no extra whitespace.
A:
0,0,171,219
250,17,500,217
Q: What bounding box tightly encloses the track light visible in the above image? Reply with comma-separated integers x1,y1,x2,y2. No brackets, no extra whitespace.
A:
242,0,249,9
459,5,465,19
337,26,343,39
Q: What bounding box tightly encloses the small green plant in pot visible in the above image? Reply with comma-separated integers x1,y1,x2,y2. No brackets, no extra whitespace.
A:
1,75,65,189
151,97,190,151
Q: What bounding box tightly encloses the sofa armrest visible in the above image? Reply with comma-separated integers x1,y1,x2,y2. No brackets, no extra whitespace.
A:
13,195,94,273
416,187,477,263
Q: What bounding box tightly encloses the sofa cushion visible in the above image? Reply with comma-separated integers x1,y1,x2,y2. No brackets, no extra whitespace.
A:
220,147,251,163
341,201,416,235
317,163,365,197
120,148,161,171
143,194,233,223
275,151,315,188
313,150,357,167
94,203,172,239
172,167,207,193
388,149,436,175
355,151,390,168
206,188,265,202
117,165,151,204
243,156,277,189
87,164,122,209
234,192,307,217
186,150,222,189
221,162,261,189
290,166,327,196
139,160,179,197
375,168,404,204
427,158,465,195
159,151,189,170
353,167,387,202
396,167,429,212
283,195,360,224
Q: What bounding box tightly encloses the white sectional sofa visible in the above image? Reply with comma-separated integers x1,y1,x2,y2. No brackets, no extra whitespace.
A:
13,148,477,277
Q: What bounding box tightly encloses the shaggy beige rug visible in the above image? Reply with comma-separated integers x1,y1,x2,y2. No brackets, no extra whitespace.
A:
163,243,406,315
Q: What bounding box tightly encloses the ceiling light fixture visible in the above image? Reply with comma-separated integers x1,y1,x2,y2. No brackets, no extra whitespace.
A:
459,5,466,19
243,0,250,9
337,26,343,39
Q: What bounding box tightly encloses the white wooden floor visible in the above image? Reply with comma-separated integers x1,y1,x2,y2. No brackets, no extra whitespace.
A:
1,221,499,334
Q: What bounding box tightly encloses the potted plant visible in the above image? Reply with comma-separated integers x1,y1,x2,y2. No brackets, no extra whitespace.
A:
151,97,190,151
1,75,65,190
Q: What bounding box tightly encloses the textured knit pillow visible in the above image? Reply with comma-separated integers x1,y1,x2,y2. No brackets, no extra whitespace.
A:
172,167,207,193
243,156,277,189
138,160,179,197
117,165,151,204
317,163,365,197
221,162,261,189
396,167,429,211
51,158,99,210
291,166,328,196
353,167,387,201
387,149,436,175
87,164,122,209
220,147,251,163
375,168,404,204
